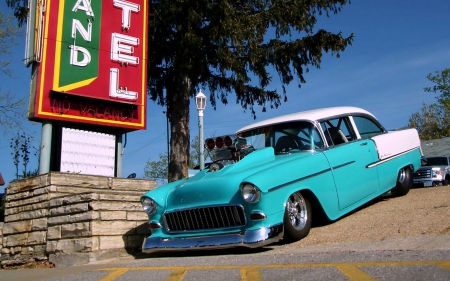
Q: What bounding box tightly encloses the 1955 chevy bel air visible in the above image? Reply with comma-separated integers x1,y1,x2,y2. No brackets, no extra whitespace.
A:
140,106,423,253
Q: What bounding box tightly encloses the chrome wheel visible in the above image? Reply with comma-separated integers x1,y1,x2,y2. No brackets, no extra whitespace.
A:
286,192,308,230
398,168,406,183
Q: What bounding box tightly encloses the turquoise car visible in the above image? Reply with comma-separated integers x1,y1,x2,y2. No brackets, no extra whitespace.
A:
141,106,423,253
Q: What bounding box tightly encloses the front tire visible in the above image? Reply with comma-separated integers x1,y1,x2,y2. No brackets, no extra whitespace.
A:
283,192,312,242
393,166,412,196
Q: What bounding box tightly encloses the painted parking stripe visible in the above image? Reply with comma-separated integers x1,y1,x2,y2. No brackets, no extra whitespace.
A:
98,260,450,281
337,264,375,281
99,268,128,281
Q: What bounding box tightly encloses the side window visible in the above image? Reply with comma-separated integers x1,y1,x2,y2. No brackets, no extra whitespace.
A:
352,116,384,139
320,117,356,146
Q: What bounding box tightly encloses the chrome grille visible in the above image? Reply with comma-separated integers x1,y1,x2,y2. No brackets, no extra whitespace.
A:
164,205,246,232
413,169,431,179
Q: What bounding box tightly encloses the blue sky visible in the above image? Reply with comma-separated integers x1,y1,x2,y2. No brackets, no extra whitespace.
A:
1,0,450,192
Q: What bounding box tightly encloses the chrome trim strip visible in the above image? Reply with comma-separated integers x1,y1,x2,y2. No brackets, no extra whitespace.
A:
142,224,284,253
366,147,419,168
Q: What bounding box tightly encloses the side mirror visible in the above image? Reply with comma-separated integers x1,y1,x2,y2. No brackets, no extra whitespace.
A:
421,157,427,166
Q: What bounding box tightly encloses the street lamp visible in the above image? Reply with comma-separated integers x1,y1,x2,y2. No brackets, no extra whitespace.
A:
195,90,207,170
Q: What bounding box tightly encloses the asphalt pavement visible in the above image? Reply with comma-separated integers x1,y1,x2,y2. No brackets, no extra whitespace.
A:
1,235,449,281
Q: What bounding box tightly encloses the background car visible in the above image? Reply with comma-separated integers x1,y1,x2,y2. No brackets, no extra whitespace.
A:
413,156,450,187
140,106,423,253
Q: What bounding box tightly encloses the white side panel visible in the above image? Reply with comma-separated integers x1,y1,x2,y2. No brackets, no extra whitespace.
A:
371,129,421,160
61,128,116,177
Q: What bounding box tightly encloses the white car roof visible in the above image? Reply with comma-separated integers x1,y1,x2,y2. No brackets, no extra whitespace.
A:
235,106,375,134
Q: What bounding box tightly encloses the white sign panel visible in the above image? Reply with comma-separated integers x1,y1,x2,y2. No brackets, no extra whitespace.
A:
61,128,116,177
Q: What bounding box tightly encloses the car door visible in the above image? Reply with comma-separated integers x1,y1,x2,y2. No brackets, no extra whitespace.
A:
320,116,380,210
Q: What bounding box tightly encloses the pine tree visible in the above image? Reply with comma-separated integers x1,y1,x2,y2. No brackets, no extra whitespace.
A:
149,0,353,181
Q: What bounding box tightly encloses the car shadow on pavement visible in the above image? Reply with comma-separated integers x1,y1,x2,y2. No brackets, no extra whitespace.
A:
131,192,401,259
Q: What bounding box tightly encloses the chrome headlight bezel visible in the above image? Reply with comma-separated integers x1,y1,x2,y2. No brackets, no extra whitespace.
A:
240,183,261,203
141,197,157,215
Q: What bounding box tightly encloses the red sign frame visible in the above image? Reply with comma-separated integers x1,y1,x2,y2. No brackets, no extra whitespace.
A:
29,0,147,131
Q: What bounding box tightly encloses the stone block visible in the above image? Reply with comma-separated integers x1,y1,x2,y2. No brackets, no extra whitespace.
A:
2,220,32,234
100,211,127,220
110,178,157,191
21,246,34,255
46,237,99,254
52,193,99,207
70,211,100,222
98,193,141,202
1,247,10,255
48,211,99,226
47,225,61,240
127,211,148,221
89,201,141,212
6,174,50,194
12,246,22,254
32,218,48,231
5,194,48,209
48,215,71,226
55,186,136,195
48,173,110,189
50,203,89,216
33,186,50,195
28,231,46,245
99,236,125,250
91,221,137,236
4,233,28,247
4,201,48,216
61,222,91,238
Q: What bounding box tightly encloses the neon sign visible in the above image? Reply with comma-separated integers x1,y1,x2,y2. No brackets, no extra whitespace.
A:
28,0,147,131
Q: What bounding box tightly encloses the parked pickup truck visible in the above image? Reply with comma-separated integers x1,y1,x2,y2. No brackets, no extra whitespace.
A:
413,156,450,187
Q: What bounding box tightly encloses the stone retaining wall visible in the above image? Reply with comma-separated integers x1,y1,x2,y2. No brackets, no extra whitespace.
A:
0,172,156,266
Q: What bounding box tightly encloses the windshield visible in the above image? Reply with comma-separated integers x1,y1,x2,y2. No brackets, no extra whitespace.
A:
423,157,449,166
238,121,324,154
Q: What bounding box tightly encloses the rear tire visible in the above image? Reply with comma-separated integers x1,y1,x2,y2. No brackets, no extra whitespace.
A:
393,166,412,196
283,192,312,242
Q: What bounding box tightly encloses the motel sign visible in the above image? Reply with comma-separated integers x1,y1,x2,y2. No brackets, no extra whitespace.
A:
28,0,148,131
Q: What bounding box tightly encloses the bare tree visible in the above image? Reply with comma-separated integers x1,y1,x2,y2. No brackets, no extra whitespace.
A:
0,10,26,136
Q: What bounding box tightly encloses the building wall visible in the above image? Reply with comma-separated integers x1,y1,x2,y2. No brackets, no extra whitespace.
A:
0,173,156,266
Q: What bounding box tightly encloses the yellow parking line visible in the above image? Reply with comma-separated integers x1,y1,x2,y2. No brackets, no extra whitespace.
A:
98,260,450,281
99,268,129,281
167,268,187,281
436,261,450,270
240,267,263,281
337,264,376,281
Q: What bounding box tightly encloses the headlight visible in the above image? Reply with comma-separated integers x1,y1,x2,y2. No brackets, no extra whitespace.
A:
240,183,261,203
432,168,443,178
141,197,157,215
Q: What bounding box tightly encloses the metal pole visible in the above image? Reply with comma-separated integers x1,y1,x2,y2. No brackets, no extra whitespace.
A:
39,121,52,174
199,110,204,170
167,112,170,166
116,134,123,177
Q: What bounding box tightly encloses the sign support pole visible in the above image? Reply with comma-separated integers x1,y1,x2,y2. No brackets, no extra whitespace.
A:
39,121,52,174
116,134,123,177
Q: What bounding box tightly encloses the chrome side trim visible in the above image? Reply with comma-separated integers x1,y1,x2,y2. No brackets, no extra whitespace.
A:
366,147,419,168
142,224,284,253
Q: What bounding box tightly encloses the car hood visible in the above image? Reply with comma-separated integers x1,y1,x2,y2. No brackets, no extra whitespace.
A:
144,147,323,211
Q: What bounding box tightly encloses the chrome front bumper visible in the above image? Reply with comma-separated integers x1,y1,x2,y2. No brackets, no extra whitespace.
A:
142,224,284,253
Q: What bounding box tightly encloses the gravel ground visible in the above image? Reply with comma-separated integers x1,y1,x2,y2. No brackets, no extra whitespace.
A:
291,185,450,248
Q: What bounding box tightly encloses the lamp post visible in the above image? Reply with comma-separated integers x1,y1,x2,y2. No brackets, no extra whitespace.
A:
195,90,207,170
